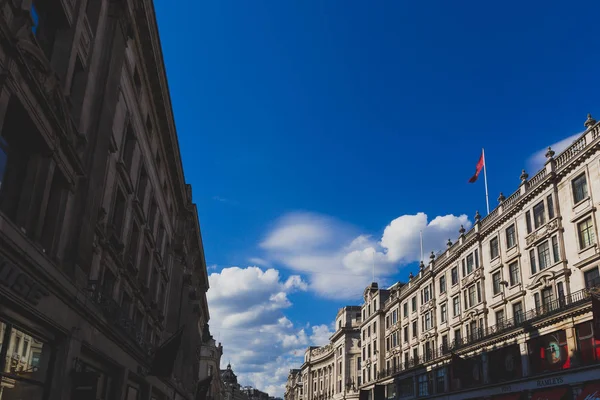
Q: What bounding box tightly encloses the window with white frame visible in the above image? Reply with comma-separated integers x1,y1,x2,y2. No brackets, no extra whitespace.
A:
506,224,516,248
537,240,551,270
572,173,588,204
533,201,546,229
509,261,520,286
452,296,460,316
439,275,446,293
578,217,596,249
490,236,499,259
440,303,447,323
492,271,501,295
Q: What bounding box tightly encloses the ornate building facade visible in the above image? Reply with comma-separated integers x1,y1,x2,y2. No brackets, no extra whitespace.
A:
358,115,600,400
222,363,249,400
297,306,362,400
0,0,211,399
284,369,302,400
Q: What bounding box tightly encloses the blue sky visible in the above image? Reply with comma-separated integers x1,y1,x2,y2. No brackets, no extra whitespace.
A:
153,0,600,395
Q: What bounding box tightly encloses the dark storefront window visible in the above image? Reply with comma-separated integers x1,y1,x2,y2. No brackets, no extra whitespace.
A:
435,368,445,393
575,321,600,366
417,372,432,397
398,377,414,398
0,320,52,400
488,344,522,383
528,330,569,374
386,383,395,399
72,357,116,400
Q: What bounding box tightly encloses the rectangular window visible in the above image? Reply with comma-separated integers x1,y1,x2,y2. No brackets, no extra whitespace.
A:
452,296,460,317
122,124,136,173
533,201,546,229
492,272,501,295
578,217,596,249
537,241,551,270
526,210,533,234
468,285,476,308
509,262,520,286
466,253,474,274
424,312,432,330
403,303,408,317
440,303,447,323
439,275,446,293
112,189,127,238
423,286,430,303
403,327,408,342
411,297,417,313
495,309,504,325
584,268,600,289
547,194,555,220
552,236,560,263
506,224,516,248
0,320,51,395
572,173,588,203
451,267,458,285
490,236,499,259
530,249,537,274
513,302,523,324
412,321,417,338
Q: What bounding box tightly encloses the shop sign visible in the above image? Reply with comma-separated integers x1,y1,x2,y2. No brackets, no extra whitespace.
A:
536,377,564,388
0,258,49,306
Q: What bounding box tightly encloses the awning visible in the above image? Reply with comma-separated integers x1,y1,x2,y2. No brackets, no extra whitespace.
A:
531,386,568,400
576,382,600,400
493,392,522,400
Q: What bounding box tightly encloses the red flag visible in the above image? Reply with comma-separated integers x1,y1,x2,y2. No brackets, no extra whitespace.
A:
468,151,484,183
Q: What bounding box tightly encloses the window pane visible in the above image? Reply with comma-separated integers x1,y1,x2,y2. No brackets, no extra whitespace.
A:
573,174,588,203
552,236,560,263
3,327,50,383
537,242,550,270
578,217,596,248
533,201,545,229
547,195,555,219
0,375,44,399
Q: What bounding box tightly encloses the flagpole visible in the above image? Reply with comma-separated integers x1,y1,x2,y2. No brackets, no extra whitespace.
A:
482,148,490,215
420,230,423,262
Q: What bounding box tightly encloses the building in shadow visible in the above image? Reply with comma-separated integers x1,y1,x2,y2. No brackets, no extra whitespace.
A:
0,0,212,399
221,362,249,400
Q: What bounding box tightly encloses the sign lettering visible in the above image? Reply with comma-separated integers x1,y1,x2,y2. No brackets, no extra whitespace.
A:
0,260,49,306
536,377,564,387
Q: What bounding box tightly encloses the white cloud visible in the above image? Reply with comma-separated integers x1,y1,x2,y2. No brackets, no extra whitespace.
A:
259,212,471,299
527,132,583,172
207,266,333,397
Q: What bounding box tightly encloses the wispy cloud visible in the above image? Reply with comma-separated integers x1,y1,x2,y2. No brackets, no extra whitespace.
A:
527,131,583,172
212,196,239,205
259,211,471,299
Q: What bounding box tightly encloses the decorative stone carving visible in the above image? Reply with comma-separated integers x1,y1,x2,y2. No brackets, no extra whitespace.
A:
525,219,559,246
585,113,596,128
461,267,483,286
498,192,506,203
520,169,529,183
545,147,555,159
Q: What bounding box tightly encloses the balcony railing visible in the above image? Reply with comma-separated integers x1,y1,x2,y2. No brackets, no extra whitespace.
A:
86,282,155,356
378,285,597,380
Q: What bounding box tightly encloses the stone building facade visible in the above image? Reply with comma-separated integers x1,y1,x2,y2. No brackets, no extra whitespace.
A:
0,0,211,399
222,363,249,400
284,369,302,400
358,115,600,400
298,306,362,400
